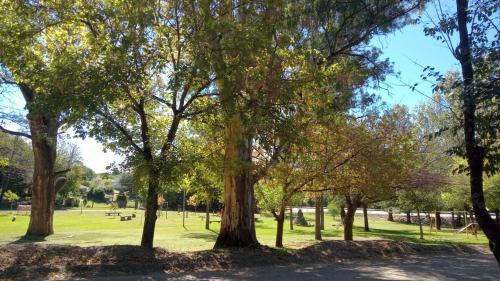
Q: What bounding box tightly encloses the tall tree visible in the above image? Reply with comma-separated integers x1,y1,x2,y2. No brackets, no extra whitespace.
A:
76,1,216,248
199,0,424,248
0,1,95,235
423,0,499,263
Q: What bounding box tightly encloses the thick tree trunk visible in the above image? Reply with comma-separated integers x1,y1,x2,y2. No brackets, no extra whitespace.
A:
340,205,346,225
436,211,442,230
363,204,369,231
140,168,160,248
455,0,500,264
417,208,423,240
215,115,258,248
496,209,499,226
26,116,58,237
451,211,456,229
275,210,285,248
315,198,321,240
344,197,357,241
406,211,411,224
388,209,394,222
205,200,210,230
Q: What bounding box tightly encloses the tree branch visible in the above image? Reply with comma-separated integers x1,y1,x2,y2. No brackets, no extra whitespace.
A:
0,125,31,139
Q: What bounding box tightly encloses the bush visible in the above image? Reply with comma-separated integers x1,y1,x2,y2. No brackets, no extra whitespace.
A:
88,189,105,202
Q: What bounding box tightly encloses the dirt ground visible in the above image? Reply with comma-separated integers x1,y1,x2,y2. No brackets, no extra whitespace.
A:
0,240,492,280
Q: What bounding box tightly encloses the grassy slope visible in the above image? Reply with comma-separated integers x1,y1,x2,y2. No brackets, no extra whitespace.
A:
0,209,487,252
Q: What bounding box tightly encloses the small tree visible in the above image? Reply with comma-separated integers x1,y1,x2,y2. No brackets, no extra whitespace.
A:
397,189,438,239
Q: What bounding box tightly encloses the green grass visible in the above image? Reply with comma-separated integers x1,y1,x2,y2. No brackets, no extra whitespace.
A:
0,209,488,252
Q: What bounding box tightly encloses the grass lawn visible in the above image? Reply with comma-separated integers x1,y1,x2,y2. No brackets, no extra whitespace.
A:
0,209,488,252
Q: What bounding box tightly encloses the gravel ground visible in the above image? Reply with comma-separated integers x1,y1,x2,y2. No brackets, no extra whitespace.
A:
0,240,493,280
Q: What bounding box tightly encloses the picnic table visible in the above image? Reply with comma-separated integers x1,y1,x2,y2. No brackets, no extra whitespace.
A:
105,211,121,216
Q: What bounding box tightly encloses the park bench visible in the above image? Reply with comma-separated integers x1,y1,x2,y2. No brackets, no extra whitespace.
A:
120,215,132,221
105,211,121,216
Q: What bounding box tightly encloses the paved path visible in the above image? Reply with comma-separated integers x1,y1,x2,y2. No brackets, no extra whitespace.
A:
86,252,500,281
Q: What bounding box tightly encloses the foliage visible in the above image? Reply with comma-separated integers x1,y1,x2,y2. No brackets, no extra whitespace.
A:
87,188,105,203
58,165,85,201
421,0,499,175
3,190,19,203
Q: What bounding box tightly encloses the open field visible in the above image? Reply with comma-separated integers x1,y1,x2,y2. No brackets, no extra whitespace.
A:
0,209,488,251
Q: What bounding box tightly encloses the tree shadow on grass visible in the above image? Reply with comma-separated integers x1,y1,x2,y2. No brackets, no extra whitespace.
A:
352,226,453,245
8,234,47,244
181,232,218,242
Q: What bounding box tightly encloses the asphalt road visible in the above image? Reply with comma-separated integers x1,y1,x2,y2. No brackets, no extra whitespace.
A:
84,252,500,281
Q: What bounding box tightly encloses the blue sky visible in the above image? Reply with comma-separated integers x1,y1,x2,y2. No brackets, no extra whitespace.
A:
1,10,461,173
375,23,459,109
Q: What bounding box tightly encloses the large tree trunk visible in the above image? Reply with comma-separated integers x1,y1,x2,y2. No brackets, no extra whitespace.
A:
406,211,411,224
140,167,159,248
495,209,499,226
26,116,58,236
455,0,500,264
436,211,442,230
344,196,358,241
215,115,258,248
315,198,322,240
363,204,369,231
417,208,423,240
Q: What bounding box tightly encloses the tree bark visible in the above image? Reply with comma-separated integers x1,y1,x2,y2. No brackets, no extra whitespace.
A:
406,211,411,224
417,208,423,240
315,198,322,240
215,115,258,248
140,167,159,248
26,115,59,236
275,209,285,248
205,200,210,230
436,211,442,230
455,0,500,264
363,204,369,231
344,196,358,241
495,209,499,226
387,209,394,222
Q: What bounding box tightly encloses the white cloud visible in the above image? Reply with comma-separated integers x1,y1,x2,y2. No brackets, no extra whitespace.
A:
66,135,124,173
